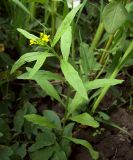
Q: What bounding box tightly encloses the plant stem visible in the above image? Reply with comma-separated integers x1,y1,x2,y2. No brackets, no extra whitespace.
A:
95,56,109,79
90,22,104,51
51,1,57,38
99,34,114,64
91,40,133,113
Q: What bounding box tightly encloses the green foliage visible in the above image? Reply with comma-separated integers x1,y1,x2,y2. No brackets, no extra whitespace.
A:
28,132,56,152
0,145,13,160
61,60,88,100
61,26,72,61
102,2,128,34
17,28,39,40
11,52,53,76
30,146,55,160
51,4,82,47
69,113,99,128
24,114,56,128
65,137,99,160
0,0,133,160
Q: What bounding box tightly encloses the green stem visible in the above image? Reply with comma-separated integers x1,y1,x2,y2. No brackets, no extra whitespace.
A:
51,1,57,38
91,40,133,113
99,34,114,64
95,56,109,79
90,22,104,51
46,44,61,60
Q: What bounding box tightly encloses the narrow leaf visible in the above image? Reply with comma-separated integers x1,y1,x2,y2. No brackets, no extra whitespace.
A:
17,28,39,40
69,113,99,128
61,60,88,100
67,78,124,116
24,114,56,128
64,137,99,160
18,70,62,103
29,53,53,77
51,4,82,47
35,78,62,103
11,52,52,74
61,26,72,61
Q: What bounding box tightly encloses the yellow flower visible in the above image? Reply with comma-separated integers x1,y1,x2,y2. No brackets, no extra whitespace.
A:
29,39,37,45
40,33,50,43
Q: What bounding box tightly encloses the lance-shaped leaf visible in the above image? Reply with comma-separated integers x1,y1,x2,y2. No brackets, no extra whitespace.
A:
24,114,56,128
18,70,62,103
17,28,39,40
67,78,124,116
51,4,82,47
61,60,88,100
64,137,99,160
34,77,62,103
11,52,53,77
69,113,99,128
61,26,72,61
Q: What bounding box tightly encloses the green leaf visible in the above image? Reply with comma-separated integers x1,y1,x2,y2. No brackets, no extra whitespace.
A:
43,110,62,129
51,4,82,47
61,60,88,100
0,145,13,160
35,77,62,103
13,106,27,133
18,70,62,103
29,53,53,78
24,114,56,128
80,43,101,75
11,52,52,74
61,123,74,156
80,42,89,75
51,150,67,160
64,137,99,160
98,112,110,121
18,69,63,81
67,93,88,116
11,143,27,159
29,132,56,152
17,28,39,40
67,78,124,116
85,79,124,90
30,146,55,160
61,26,72,61
69,113,99,128
102,2,128,34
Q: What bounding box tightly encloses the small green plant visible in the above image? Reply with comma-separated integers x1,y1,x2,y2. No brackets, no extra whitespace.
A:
9,0,133,159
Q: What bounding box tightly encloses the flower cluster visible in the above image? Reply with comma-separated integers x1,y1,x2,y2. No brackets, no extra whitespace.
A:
40,33,50,43
29,39,37,45
29,33,50,45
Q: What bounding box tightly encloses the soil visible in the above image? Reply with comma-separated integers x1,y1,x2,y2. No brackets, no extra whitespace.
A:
69,107,133,160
